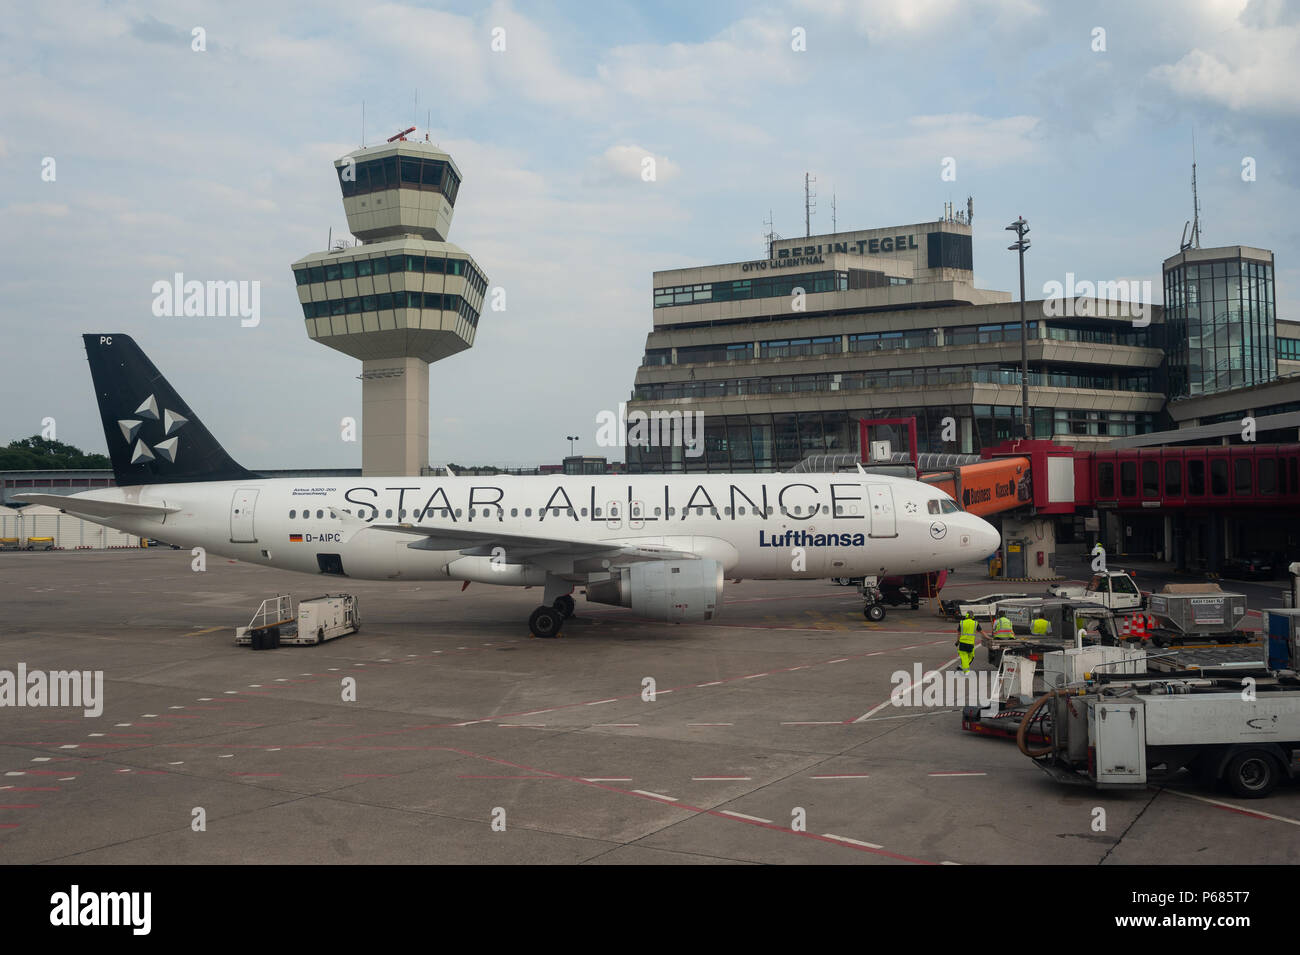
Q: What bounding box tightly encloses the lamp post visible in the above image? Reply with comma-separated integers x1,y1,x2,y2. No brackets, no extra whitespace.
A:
566,435,579,457
1006,216,1031,439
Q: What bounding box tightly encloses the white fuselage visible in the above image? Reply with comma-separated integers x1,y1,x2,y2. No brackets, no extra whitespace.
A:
62,472,1000,583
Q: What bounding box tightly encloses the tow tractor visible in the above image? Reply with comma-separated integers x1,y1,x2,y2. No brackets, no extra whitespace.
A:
235,594,361,649
1048,569,1144,613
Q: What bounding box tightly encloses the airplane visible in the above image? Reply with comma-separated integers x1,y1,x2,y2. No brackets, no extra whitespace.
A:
17,334,1002,638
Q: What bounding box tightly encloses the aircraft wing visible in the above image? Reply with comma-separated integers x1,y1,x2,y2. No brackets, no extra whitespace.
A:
330,507,700,567
13,493,180,519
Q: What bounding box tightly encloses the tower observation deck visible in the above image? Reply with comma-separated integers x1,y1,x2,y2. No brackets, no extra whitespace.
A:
291,129,488,476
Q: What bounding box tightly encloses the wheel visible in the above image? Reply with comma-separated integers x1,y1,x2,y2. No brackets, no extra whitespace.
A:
553,594,576,618
316,627,325,645
528,605,563,639
1224,749,1280,798
864,603,886,622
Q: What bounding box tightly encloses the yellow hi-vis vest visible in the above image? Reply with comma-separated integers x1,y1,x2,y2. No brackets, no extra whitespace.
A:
958,617,978,647
993,616,1014,638
1031,617,1051,636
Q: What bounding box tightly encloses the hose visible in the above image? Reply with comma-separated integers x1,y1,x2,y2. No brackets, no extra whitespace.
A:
1017,689,1058,758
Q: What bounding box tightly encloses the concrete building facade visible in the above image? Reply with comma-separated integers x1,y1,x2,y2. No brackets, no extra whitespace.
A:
627,216,1167,472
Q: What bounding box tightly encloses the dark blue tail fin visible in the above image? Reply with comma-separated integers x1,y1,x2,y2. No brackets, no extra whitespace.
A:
84,333,257,485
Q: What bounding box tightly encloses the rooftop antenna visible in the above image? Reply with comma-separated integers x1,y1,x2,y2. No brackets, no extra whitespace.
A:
967,195,974,225
763,209,781,258
831,193,837,233
1180,133,1204,251
804,173,817,237
361,100,365,147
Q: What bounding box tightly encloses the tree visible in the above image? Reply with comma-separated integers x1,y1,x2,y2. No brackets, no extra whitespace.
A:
0,436,110,471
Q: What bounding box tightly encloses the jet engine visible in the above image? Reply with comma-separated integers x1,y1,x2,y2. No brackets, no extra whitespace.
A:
585,559,723,622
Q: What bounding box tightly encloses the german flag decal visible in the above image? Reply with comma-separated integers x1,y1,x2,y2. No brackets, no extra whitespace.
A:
289,534,303,542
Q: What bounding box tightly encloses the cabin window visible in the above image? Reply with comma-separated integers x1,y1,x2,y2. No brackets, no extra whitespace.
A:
510,508,518,516
940,499,959,514
289,509,296,518
927,500,941,514
525,508,532,516
1234,458,1252,496
1097,462,1115,497
1210,459,1228,495
384,509,392,518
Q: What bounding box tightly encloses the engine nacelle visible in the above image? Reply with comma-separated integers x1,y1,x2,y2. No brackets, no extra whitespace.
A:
585,559,723,622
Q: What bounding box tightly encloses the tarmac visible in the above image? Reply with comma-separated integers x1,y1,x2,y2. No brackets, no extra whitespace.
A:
0,548,1296,865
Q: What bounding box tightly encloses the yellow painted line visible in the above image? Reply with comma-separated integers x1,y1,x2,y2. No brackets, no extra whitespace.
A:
187,626,225,635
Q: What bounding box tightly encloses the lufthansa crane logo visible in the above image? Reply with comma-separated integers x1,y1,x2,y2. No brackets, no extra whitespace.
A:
929,521,947,540
117,394,188,465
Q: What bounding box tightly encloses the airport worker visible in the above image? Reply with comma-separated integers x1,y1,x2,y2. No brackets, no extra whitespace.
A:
956,611,980,671
993,611,1015,640
1030,614,1051,636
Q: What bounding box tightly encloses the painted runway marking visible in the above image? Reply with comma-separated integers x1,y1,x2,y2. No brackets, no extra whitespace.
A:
692,776,753,781
822,833,883,849
781,721,843,726
583,777,632,782
852,657,959,723
31,757,50,763
598,724,639,728
811,774,870,779
697,681,723,687
586,699,618,705
1163,788,1300,826
719,810,772,824
632,790,679,802
688,723,734,727
928,772,987,777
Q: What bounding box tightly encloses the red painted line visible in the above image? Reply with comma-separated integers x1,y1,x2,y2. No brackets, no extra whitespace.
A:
1215,804,1273,821
0,805,39,809
436,745,937,865
456,775,558,780
230,772,283,777
0,824,19,829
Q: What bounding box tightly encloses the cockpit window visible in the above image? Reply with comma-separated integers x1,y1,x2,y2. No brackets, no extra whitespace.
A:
939,499,960,514
927,500,941,514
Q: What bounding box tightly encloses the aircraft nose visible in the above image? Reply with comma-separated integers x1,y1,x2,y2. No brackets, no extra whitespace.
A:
974,516,1000,556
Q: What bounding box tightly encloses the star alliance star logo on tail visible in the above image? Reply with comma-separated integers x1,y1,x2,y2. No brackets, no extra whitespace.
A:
117,393,188,465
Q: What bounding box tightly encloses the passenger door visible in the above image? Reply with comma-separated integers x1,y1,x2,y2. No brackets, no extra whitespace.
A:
230,488,259,543
867,484,897,538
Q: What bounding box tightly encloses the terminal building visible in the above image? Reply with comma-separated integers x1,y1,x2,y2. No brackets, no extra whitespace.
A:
626,213,1298,474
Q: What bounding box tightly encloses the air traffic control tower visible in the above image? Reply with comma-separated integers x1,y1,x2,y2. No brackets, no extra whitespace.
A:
291,128,488,476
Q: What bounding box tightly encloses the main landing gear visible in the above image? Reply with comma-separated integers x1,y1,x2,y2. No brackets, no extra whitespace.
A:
529,578,576,639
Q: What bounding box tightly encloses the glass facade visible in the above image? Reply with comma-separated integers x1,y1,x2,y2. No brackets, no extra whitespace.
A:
654,270,850,307
1163,256,1275,396
624,405,1156,473
337,155,461,205
632,364,1158,401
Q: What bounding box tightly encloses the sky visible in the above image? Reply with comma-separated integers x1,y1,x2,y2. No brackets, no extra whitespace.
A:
2,0,1298,469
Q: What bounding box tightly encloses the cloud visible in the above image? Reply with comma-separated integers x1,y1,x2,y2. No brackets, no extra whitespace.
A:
1149,0,1300,113
583,144,682,186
